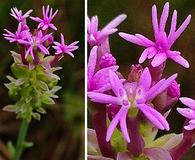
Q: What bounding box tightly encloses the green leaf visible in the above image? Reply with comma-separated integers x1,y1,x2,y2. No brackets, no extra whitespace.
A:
36,107,47,114
37,80,49,91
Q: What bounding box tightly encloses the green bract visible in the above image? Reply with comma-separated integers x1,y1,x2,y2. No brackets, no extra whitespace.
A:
3,52,61,122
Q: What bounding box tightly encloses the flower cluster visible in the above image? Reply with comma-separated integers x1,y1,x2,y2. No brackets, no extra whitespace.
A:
88,2,194,160
4,5,79,67
3,6,79,121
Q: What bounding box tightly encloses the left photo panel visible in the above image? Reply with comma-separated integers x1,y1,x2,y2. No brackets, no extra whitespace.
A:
0,0,84,160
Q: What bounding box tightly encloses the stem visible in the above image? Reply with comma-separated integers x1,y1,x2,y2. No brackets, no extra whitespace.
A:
127,117,145,157
92,106,115,159
13,119,29,160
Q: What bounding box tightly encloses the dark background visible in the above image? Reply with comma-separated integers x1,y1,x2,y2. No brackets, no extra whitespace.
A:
88,0,195,159
0,0,84,160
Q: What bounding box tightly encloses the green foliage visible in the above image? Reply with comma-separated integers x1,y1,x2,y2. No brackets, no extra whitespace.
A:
3,52,61,122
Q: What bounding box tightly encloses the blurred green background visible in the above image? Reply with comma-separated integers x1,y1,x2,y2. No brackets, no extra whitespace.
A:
0,0,84,160
88,0,195,159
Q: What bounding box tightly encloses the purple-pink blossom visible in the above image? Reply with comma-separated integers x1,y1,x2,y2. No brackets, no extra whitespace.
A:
119,2,191,68
177,97,195,130
87,46,119,92
19,31,51,59
87,14,127,46
30,5,58,30
10,7,33,22
88,68,177,142
53,33,79,58
3,23,30,43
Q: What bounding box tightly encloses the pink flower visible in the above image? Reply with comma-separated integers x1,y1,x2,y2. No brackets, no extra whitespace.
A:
10,7,33,22
88,14,127,46
177,97,195,130
99,53,117,69
20,31,51,59
88,68,177,142
30,5,58,30
3,22,30,43
119,2,191,68
88,46,119,93
53,34,79,58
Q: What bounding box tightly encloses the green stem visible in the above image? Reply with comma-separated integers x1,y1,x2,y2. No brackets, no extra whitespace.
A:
13,119,29,160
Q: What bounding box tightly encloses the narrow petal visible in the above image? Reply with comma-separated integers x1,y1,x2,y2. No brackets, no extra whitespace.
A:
88,92,121,105
88,46,98,80
184,120,195,130
168,51,189,68
106,108,123,142
159,2,169,32
135,34,155,46
139,48,149,63
171,15,191,45
119,32,150,47
120,108,130,143
179,97,195,110
139,67,152,91
151,53,167,67
152,5,159,39
177,108,195,119
168,10,177,39
102,14,127,31
109,70,124,97
138,104,169,130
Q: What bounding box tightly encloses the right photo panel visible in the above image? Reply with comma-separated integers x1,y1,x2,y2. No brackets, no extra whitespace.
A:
87,1,195,160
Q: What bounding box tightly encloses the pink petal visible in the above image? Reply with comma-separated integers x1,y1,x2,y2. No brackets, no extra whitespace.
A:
159,2,169,32
168,51,189,68
88,46,98,80
88,92,121,105
102,14,127,31
120,108,130,143
179,97,195,110
152,5,159,39
106,108,124,142
168,10,177,40
138,104,169,130
139,67,151,91
135,34,155,46
151,53,167,67
144,148,172,160
184,120,195,130
177,108,195,119
109,70,124,97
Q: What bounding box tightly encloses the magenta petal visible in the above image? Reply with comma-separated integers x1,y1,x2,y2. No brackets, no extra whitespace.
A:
168,51,189,68
146,73,177,101
102,14,127,31
152,5,159,39
144,148,172,160
184,120,195,130
120,108,130,143
88,46,98,80
106,108,123,142
109,70,124,97
177,108,195,119
135,34,154,46
139,48,149,63
179,97,195,110
159,2,169,32
118,32,149,47
151,53,167,67
139,67,151,91
168,10,177,39
138,104,169,130
88,92,121,105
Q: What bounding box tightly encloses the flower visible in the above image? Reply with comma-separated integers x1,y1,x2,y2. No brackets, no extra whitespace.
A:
87,14,127,46
52,34,79,58
3,22,30,43
177,97,195,130
20,31,51,59
30,5,58,30
87,46,119,92
88,68,177,142
10,7,33,22
119,2,191,68
167,80,180,98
